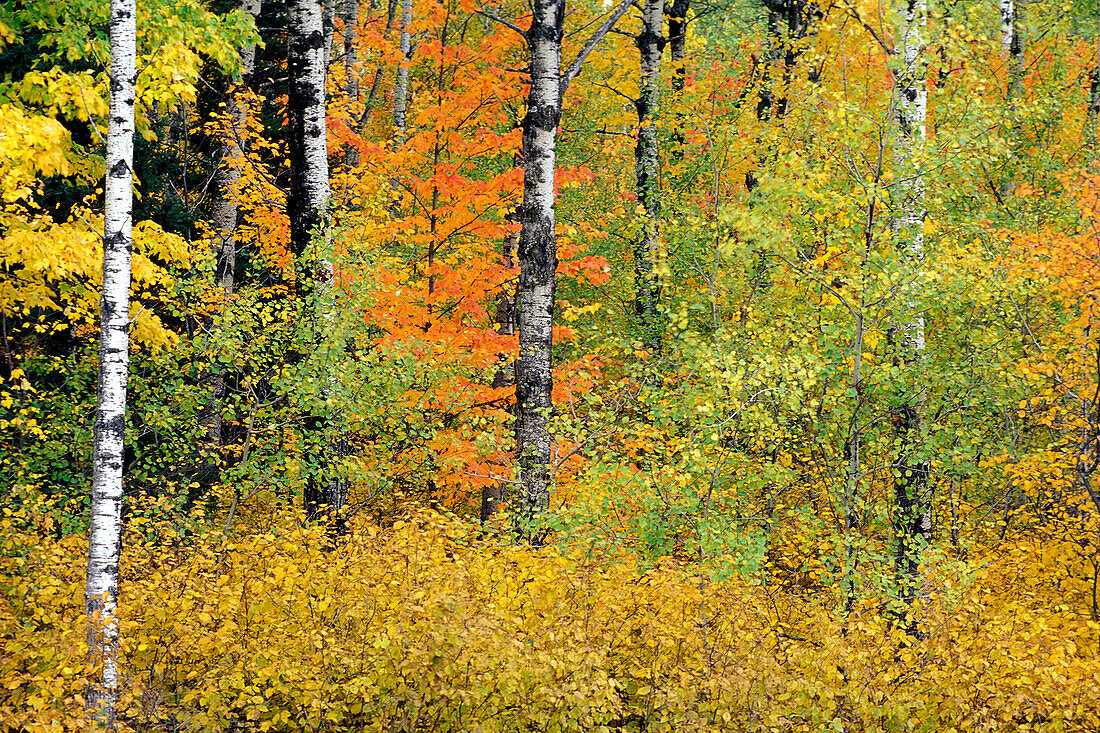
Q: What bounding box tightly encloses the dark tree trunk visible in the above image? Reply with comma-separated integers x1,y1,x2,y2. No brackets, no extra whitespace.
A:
634,0,665,350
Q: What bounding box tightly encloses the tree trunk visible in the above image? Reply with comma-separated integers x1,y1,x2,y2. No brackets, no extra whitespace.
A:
392,0,412,151
199,0,262,498
890,0,931,634
343,0,361,167
85,0,135,722
288,0,347,530
359,0,398,128
634,0,665,351
513,0,565,543
667,0,690,94
1000,0,1025,198
323,0,337,67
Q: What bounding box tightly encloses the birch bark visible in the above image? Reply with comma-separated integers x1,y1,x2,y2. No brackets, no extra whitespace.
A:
506,0,629,540
85,0,135,722
392,0,413,150
634,0,665,351
343,0,360,167
288,0,347,529
890,0,931,631
667,0,690,94
513,0,565,541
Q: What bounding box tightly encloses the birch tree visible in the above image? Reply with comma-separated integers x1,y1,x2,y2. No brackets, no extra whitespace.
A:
484,0,631,541
392,0,413,150
287,0,347,528
85,0,136,721
890,0,931,631
634,0,665,350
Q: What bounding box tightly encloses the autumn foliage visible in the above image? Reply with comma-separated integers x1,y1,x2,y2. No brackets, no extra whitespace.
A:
3,0,1100,730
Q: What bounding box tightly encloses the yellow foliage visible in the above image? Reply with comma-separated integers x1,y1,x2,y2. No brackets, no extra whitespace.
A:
2,499,1099,732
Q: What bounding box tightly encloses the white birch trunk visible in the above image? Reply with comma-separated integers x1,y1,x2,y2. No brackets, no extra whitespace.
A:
1000,0,1014,57
392,0,412,151
513,0,565,542
891,0,931,628
85,0,135,721
634,0,664,350
288,0,347,528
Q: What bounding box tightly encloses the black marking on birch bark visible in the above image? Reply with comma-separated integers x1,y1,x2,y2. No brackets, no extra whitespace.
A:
109,159,128,178
522,104,561,134
102,413,126,440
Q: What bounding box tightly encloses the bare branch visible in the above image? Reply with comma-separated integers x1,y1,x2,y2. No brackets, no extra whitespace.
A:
559,0,633,100
475,8,525,38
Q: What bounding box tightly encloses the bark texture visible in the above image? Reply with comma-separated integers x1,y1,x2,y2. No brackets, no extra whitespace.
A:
667,0,690,94
634,0,665,351
288,0,347,529
343,0,361,167
85,0,135,722
513,0,565,542
392,0,413,150
890,0,931,632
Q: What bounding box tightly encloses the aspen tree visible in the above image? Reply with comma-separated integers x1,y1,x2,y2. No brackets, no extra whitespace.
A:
392,0,413,150
890,0,931,631
85,0,135,722
343,0,360,167
667,0,690,94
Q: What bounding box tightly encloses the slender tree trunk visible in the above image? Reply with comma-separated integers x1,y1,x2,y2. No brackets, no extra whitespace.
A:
1000,0,1025,198
1087,8,1100,162
392,0,413,151
323,0,337,66
343,0,361,167
85,0,135,722
199,0,262,497
890,0,931,634
1000,0,1017,59
513,0,565,542
667,0,690,94
288,0,347,530
747,0,811,192
634,0,665,351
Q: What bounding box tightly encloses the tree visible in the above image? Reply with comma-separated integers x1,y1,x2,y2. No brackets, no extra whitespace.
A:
287,0,346,527
85,0,136,722
492,0,631,541
200,0,263,494
890,0,931,630
633,0,665,350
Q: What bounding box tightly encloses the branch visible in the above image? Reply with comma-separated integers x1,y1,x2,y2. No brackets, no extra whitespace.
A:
475,8,525,38
559,0,633,101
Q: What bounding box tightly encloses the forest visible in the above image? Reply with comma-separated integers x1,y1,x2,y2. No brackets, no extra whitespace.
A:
2,0,1100,729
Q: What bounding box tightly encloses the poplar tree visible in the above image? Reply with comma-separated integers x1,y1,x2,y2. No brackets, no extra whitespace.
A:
85,0,136,721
